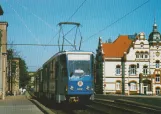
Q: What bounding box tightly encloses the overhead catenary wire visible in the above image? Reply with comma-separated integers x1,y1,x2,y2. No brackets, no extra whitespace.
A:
82,0,150,43
15,0,57,32
67,0,87,22
7,2,42,45
6,1,44,70
47,0,87,45
1,43,75,46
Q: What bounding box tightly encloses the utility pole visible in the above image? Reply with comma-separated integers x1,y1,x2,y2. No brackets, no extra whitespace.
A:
7,49,12,94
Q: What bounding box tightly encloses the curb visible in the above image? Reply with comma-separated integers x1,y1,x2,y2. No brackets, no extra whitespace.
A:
30,99,55,114
25,91,55,114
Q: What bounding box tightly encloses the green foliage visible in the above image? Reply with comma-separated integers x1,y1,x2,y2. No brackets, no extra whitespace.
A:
19,58,29,88
7,49,13,60
7,48,29,88
11,61,16,73
95,52,103,94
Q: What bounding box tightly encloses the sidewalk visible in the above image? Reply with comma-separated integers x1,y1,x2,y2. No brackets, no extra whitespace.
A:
0,95,44,114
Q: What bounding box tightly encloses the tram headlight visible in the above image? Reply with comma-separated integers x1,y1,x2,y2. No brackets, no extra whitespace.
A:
70,86,74,90
86,86,90,90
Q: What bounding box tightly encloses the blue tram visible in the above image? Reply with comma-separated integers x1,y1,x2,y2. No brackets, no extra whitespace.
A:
35,50,95,103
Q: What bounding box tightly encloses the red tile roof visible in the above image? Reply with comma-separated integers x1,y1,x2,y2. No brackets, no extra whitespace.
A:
102,35,132,58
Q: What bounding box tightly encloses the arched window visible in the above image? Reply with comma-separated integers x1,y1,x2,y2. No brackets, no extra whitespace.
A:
129,65,136,75
145,51,148,58
116,81,121,90
135,51,139,58
156,60,160,68
130,82,137,91
116,65,121,75
140,51,144,58
143,65,148,75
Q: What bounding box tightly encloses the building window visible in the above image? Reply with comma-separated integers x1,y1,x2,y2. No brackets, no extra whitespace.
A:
116,65,121,75
145,51,148,58
116,81,121,90
156,60,160,68
136,51,139,58
130,82,136,91
140,52,144,58
140,42,144,48
129,65,136,75
156,75,160,82
143,65,148,75
156,88,160,95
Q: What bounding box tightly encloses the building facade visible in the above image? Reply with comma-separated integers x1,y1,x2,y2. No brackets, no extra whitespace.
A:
10,58,20,95
96,22,161,95
28,72,36,90
0,22,8,99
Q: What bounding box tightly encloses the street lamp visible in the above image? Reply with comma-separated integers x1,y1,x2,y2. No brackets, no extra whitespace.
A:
128,70,130,96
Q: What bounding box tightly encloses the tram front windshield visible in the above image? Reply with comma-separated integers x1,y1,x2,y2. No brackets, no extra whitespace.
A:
68,54,91,78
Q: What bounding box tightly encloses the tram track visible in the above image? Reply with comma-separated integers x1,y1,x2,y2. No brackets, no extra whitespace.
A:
91,98,161,114
28,91,161,114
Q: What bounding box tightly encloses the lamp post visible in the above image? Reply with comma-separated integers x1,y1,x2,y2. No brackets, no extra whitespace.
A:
128,70,130,96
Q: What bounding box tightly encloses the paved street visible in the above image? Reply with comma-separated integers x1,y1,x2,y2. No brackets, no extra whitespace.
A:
0,95,44,114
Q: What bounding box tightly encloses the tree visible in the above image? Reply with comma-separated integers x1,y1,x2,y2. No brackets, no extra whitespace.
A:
7,48,29,89
19,58,29,88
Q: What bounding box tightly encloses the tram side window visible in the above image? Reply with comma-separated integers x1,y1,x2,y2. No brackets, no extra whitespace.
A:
60,54,67,77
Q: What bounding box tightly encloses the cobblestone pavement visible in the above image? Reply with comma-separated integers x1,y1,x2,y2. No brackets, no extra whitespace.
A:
0,95,44,114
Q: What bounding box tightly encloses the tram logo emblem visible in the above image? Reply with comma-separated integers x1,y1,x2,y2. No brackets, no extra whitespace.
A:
77,81,83,87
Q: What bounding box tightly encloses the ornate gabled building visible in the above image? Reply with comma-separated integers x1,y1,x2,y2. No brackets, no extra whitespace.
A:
148,21,161,95
96,21,161,95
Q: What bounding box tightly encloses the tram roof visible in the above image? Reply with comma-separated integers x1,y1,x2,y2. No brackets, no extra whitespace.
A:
43,50,94,66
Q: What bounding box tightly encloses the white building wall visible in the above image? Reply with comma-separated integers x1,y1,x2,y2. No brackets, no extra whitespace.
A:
101,33,161,95
103,60,122,93
104,61,122,77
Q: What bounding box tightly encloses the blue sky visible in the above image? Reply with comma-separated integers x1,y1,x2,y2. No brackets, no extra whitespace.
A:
0,0,161,71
